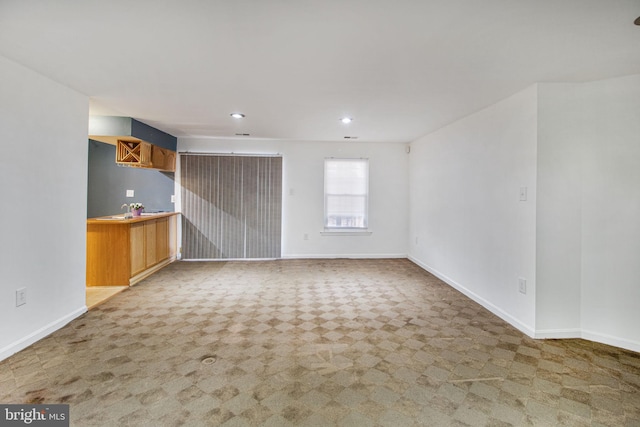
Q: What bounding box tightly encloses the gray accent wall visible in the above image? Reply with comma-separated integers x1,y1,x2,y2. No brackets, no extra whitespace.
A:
88,116,177,151
130,119,177,151
87,140,175,218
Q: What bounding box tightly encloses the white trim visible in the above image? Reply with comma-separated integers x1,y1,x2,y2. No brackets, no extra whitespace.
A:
408,256,536,338
580,329,640,354
0,306,87,362
282,253,406,259
320,230,373,236
535,328,640,353
408,257,640,353
533,329,581,339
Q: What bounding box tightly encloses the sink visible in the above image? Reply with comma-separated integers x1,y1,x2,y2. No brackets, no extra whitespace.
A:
94,213,165,220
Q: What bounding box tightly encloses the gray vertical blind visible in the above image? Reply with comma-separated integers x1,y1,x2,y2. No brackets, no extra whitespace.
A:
180,154,282,259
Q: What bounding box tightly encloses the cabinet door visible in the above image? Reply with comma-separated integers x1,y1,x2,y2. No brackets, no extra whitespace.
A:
156,217,169,262
145,220,157,268
163,151,176,172
88,223,131,286
130,223,146,275
151,146,166,169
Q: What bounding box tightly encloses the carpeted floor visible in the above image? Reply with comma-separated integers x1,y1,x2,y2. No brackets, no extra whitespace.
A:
1,259,638,426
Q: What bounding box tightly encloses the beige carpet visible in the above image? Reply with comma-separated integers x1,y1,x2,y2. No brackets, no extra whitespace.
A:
1,259,638,426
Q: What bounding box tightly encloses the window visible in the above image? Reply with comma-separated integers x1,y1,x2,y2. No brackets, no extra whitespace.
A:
324,158,369,229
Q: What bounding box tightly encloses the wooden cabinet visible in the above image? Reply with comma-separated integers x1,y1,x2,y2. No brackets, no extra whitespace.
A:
144,221,157,268
150,145,176,172
156,217,169,262
116,139,175,172
87,213,179,286
86,223,131,286
168,214,177,259
116,139,152,167
130,223,146,276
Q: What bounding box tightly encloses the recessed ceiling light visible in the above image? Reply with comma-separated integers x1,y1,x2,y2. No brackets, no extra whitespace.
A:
340,117,353,124
230,113,245,119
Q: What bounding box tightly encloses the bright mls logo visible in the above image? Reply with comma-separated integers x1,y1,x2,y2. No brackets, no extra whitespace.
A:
0,405,69,426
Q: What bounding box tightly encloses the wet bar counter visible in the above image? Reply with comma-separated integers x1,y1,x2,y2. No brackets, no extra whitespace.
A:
87,212,179,286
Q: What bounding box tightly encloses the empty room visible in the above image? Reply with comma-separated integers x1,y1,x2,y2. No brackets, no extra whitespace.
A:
1,1,639,426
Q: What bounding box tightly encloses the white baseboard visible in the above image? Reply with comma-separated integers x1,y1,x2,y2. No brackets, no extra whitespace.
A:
0,306,87,362
408,256,536,338
533,328,581,339
536,328,640,353
282,253,407,259
581,329,640,353
409,257,640,354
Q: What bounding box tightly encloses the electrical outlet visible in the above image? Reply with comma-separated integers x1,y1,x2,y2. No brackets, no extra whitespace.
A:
518,278,527,294
16,287,26,307
171,194,175,203
126,189,134,198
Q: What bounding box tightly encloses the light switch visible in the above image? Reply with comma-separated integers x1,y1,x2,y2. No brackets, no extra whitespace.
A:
16,287,26,307
126,190,134,198
519,187,527,201
518,278,527,294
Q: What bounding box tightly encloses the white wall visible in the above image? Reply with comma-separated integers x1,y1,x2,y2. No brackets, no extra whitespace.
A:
407,76,640,352
535,83,585,334
178,138,409,258
0,56,88,361
537,75,640,351
408,86,539,335
580,75,640,351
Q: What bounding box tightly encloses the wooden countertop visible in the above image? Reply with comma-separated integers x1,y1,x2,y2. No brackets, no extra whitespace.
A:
87,211,179,225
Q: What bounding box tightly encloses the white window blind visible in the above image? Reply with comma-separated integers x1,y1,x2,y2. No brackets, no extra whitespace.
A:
324,158,369,229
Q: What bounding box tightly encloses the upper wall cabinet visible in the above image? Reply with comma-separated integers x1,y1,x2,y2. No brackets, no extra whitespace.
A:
116,139,176,172
150,144,176,172
89,116,178,172
116,139,151,167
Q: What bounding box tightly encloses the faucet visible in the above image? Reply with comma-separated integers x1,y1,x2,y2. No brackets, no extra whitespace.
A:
121,203,132,219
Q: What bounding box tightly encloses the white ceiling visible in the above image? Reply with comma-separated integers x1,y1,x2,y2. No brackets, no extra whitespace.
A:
1,0,639,143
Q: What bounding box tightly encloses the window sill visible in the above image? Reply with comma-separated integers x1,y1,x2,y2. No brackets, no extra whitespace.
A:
320,230,372,236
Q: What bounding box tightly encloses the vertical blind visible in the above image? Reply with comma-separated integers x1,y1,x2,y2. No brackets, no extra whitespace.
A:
180,155,282,259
